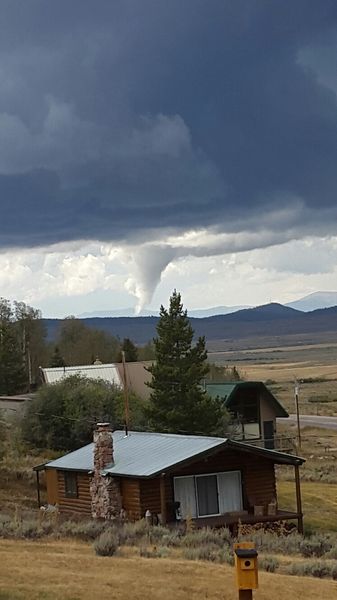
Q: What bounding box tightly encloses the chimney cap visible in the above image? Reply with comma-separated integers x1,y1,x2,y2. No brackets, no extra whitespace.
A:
96,422,111,429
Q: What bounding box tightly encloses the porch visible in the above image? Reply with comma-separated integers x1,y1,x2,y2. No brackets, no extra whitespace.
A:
193,509,302,530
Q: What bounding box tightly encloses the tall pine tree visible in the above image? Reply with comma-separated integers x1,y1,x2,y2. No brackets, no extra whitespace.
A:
0,298,26,395
146,291,228,435
49,346,65,367
117,338,138,362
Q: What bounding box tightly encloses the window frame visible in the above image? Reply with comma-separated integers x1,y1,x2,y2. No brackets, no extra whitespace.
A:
64,471,78,498
174,470,243,518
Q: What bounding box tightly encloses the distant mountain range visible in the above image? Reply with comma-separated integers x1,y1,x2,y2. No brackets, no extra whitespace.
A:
78,304,250,318
285,291,337,312
44,301,337,345
78,291,337,319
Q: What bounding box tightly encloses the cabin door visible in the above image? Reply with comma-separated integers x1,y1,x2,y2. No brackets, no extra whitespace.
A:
263,420,275,449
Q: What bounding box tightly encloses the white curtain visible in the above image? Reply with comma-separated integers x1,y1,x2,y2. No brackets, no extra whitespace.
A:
243,422,260,439
174,476,197,518
217,471,243,513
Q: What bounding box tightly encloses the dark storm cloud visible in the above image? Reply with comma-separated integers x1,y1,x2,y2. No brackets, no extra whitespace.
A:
1,0,337,248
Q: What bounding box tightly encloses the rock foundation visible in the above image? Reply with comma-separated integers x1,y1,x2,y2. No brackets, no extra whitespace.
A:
90,473,122,519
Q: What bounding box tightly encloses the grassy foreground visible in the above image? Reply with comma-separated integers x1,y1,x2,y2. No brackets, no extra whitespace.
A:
1,539,337,600
278,480,337,532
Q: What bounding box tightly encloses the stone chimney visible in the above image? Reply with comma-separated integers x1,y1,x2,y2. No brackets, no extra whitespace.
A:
93,423,114,471
90,423,122,519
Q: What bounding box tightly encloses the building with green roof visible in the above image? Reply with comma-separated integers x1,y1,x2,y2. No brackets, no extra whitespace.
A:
205,381,288,449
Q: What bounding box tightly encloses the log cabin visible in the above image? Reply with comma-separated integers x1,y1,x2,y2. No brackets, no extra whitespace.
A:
34,424,305,532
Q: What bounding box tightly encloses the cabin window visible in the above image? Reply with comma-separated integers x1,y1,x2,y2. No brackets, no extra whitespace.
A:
174,471,242,518
64,472,78,498
243,422,260,440
243,396,259,422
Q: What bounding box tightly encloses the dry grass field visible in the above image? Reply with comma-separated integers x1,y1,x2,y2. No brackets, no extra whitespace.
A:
1,538,337,600
277,480,337,532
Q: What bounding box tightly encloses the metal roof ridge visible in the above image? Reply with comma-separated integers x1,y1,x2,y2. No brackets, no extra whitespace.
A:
43,363,119,370
113,430,228,441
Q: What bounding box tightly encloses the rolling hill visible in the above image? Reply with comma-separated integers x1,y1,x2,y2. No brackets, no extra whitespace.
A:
286,291,337,311
78,304,250,318
43,302,337,346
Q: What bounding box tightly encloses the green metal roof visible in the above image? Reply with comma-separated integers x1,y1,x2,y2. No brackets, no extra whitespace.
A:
206,382,237,401
205,381,289,418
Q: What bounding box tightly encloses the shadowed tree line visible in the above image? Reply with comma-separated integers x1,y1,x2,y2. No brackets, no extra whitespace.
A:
49,319,155,367
0,298,45,395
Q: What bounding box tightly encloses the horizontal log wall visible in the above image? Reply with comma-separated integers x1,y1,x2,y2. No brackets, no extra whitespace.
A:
57,471,92,515
121,479,141,520
244,460,276,506
139,477,173,518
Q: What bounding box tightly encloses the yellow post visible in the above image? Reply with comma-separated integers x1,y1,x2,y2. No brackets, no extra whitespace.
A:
233,542,258,600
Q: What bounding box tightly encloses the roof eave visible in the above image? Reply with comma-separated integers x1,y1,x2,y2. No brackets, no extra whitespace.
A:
33,462,48,472
227,439,305,465
43,465,91,473
223,381,289,417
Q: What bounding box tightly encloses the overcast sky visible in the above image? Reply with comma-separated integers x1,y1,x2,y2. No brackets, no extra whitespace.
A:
1,1,337,316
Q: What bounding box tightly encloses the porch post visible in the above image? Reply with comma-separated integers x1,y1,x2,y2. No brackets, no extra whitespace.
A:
239,592,253,600
36,470,41,508
160,473,167,525
294,464,303,534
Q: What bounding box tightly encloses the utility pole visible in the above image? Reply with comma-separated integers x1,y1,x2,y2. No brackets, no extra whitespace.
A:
294,377,301,451
27,340,32,391
121,350,130,436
